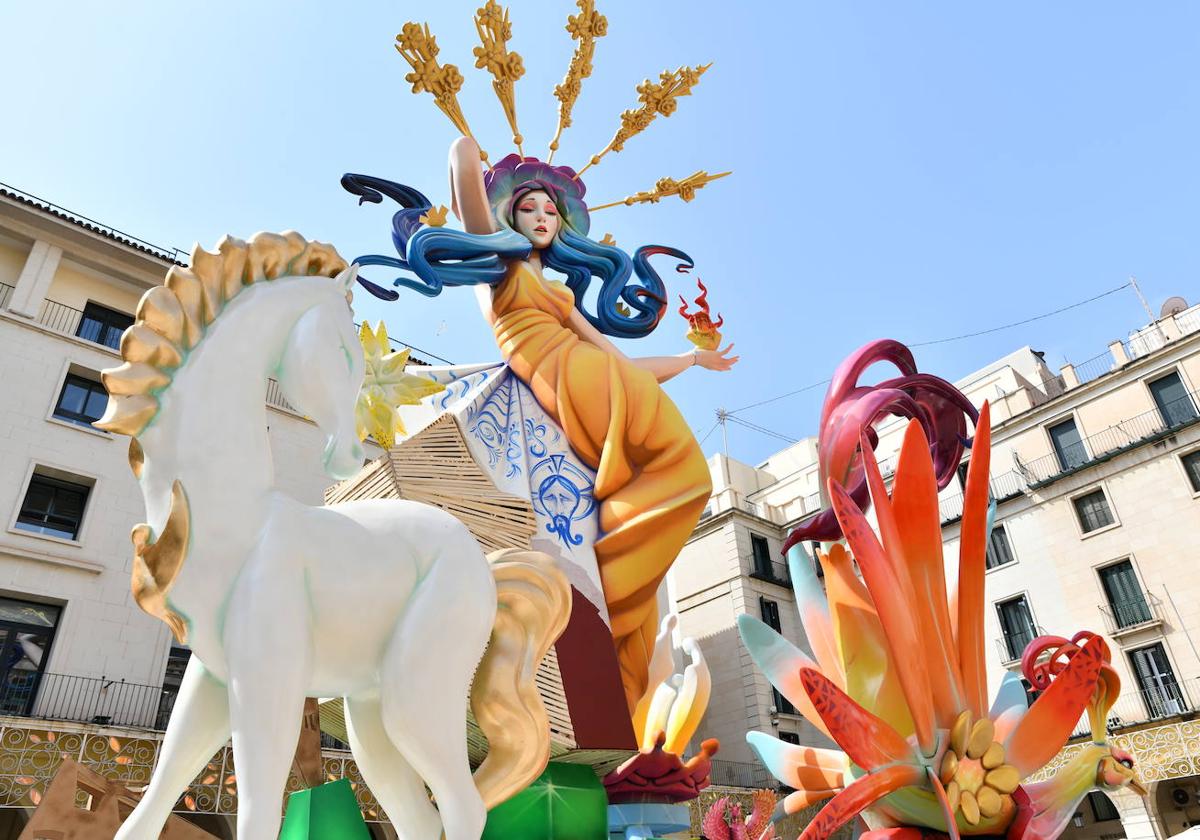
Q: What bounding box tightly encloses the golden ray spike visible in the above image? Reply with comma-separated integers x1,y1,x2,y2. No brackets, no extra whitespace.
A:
589,170,731,211
575,63,711,180
548,0,608,163
474,1,526,156
395,22,488,163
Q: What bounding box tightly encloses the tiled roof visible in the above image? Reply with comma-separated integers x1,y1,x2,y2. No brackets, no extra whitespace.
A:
0,182,443,366
0,184,187,266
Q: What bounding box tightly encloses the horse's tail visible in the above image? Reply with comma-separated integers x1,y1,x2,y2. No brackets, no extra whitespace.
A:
470,548,572,809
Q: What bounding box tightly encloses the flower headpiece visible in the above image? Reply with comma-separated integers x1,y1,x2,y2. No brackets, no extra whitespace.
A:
394,0,730,216
484,154,591,235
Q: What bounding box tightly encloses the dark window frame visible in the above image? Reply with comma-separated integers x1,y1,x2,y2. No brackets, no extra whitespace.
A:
0,596,62,719
15,473,92,541
985,524,1016,570
1047,416,1087,471
1098,559,1152,629
1087,791,1120,822
750,533,772,577
52,372,109,428
1181,450,1200,494
996,595,1037,661
1147,370,1198,428
75,302,133,351
1073,488,1115,534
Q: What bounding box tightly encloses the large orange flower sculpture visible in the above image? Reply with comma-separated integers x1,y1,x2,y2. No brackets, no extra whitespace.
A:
739,402,1146,840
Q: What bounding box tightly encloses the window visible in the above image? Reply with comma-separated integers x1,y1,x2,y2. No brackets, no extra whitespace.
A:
15,473,91,540
1019,678,1042,705
0,596,61,718
52,373,109,428
1087,791,1120,822
1148,371,1197,428
778,731,800,745
997,596,1037,662
1099,560,1152,629
75,302,133,351
156,647,191,730
956,461,969,490
985,525,1015,569
1129,643,1186,719
1073,489,1114,534
1048,418,1087,471
1183,451,1200,494
751,534,772,577
759,598,795,715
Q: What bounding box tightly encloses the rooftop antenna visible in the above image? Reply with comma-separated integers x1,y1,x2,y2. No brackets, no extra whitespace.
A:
1129,275,1156,323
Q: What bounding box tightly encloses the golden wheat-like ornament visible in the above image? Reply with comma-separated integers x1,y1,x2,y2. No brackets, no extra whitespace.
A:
395,22,488,162
473,1,526,156
547,0,608,162
590,170,732,211
575,63,710,179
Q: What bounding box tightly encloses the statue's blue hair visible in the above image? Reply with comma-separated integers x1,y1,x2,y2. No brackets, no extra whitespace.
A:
341,173,692,339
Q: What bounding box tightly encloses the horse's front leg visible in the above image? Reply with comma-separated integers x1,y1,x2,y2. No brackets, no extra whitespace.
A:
115,658,230,839
224,569,312,840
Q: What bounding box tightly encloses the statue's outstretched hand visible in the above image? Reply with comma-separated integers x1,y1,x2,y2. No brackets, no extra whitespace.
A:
694,344,739,372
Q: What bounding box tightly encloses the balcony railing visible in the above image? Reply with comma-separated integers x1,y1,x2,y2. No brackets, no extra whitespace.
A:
996,626,1045,664
750,559,791,586
0,672,172,730
938,470,1027,523
708,759,772,789
1021,391,1200,486
1072,351,1115,387
1099,593,1165,635
1070,677,1200,739
0,282,12,310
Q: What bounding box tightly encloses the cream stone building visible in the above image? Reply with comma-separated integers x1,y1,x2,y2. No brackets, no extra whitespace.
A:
0,185,400,837
673,301,1200,839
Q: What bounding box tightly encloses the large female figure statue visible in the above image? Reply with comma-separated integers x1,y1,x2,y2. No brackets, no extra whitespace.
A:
345,142,735,712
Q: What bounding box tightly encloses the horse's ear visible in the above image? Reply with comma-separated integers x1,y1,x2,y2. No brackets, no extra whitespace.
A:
335,264,359,295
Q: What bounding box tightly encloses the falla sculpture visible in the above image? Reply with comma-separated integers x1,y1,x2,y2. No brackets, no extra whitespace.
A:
94,233,570,840
346,0,739,726
738,343,1146,840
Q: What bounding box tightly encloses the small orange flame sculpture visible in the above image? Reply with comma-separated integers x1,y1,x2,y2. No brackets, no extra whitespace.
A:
678,279,724,350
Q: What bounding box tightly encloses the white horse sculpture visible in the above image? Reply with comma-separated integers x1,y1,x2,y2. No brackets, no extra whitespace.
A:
97,232,570,840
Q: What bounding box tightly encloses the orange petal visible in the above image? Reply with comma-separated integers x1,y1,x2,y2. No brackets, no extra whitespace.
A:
885,421,965,726
1004,635,1103,776
829,476,936,755
821,544,915,740
958,402,992,719
799,666,915,771
800,764,923,840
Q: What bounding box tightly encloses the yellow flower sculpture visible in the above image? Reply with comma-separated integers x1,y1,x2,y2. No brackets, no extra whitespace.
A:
355,322,445,449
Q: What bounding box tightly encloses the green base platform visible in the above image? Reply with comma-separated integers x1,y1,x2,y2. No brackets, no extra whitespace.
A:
279,778,372,840
482,761,609,840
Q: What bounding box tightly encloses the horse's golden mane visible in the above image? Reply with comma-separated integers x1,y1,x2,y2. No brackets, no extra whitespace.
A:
95,231,347,438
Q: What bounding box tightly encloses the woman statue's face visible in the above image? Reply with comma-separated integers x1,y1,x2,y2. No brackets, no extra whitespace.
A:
513,189,560,249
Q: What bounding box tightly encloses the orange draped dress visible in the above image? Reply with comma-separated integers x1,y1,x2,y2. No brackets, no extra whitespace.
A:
491,261,713,712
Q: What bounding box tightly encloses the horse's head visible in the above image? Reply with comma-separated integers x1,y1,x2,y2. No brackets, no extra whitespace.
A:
278,266,366,479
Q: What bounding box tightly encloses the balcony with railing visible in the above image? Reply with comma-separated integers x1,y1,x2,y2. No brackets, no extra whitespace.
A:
1069,677,1200,739
1020,391,1200,487
0,672,173,731
749,559,791,587
996,625,1045,665
708,759,772,789
938,469,1027,524
1099,593,1165,637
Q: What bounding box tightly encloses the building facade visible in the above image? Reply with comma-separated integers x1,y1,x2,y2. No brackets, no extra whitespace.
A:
0,186,395,837
673,302,1200,839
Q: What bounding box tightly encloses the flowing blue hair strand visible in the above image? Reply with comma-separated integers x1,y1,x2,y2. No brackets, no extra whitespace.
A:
342,173,692,338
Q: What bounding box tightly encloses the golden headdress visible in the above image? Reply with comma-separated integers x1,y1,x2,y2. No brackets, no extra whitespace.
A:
393,0,730,213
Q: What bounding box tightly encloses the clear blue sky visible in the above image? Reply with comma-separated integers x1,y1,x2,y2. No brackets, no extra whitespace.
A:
4,1,1198,464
